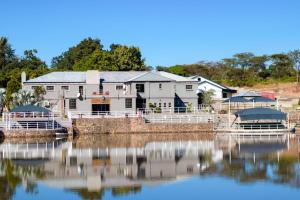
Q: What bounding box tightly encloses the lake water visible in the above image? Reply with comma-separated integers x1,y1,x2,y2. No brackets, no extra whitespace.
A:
0,134,300,200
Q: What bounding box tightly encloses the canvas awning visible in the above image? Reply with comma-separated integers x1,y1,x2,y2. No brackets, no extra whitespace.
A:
234,108,286,121
251,96,275,103
236,91,260,97
223,96,251,103
11,105,50,113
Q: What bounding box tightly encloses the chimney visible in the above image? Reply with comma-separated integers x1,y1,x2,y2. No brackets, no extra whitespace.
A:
21,71,26,86
86,70,100,84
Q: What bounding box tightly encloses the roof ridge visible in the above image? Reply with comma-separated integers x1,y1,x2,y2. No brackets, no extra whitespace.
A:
126,71,149,82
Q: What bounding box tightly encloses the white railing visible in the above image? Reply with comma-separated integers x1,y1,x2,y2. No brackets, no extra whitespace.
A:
7,121,62,130
68,111,142,119
137,106,212,115
144,114,214,124
2,112,61,120
236,124,287,130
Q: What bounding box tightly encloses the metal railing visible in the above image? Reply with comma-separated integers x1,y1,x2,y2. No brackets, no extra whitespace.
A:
2,112,61,120
236,124,287,130
68,111,141,119
7,121,63,130
137,106,212,115
144,114,214,124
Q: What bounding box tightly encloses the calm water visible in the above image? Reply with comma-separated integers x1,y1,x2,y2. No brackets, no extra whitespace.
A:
0,134,300,200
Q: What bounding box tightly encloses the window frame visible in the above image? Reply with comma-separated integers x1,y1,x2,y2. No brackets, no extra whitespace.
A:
79,86,83,96
61,85,69,91
116,85,123,90
46,86,54,91
69,99,77,110
125,98,132,109
136,84,145,93
186,85,193,91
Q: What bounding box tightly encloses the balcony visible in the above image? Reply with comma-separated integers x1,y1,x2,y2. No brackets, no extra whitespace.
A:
92,91,110,96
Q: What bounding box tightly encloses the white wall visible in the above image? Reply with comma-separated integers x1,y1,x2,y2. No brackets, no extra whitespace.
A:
198,82,223,99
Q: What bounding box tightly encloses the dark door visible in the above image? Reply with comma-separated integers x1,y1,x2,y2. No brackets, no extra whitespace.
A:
136,98,146,111
92,104,110,114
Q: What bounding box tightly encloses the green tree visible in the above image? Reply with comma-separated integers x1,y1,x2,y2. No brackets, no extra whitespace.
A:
51,38,103,70
73,49,114,71
109,44,146,71
0,37,18,87
288,50,300,83
33,86,46,103
5,76,20,109
269,54,294,80
202,89,215,105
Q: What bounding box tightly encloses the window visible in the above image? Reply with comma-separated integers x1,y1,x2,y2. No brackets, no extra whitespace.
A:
31,86,38,90
186,85,193,91
198,77,201,82
70,157,77,166
222,93,228,98
163,103,166,107
136,84,145,93
187,166,193,173
159,103,161,108
116,85,123,90
46,86,54,91
79,86,83,96
159,83,162,90
69,99,77,109
99,79,104,94
61,86,69,90
125,98,132,108
126,156,133,164
154,103,157,107
168,102,172,108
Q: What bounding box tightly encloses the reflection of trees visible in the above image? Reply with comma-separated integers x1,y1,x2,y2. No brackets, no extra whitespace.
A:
67,188,105,200
112,186,141,197
271,155,298,185
204,152,300,188
67,186,141,199
0,160,45,199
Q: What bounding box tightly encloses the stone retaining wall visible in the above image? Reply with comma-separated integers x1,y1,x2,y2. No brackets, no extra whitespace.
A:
0,128,65,138
73,117,213,135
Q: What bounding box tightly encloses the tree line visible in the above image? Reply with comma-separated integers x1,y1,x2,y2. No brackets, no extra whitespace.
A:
0,37,147,108
157,51,300,87
1,35,300,105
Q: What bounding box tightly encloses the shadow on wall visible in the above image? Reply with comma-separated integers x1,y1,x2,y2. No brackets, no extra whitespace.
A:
174,93,186,110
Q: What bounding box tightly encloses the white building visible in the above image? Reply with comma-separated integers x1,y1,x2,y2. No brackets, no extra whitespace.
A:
190,75,237,101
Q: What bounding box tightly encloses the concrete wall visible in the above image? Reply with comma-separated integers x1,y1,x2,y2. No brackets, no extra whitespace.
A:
73,117,213,134
23,79,198,112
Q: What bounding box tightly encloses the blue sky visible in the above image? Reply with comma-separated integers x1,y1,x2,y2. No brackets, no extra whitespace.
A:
1,0,300,67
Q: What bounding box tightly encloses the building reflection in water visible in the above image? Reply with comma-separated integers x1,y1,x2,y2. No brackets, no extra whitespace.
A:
0,134,299,198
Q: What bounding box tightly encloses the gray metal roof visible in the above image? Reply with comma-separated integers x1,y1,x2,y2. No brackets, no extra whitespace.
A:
100,71,145,82
25,71,195,83
25,72,86,83
158,71,196,82
127,71,173,82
